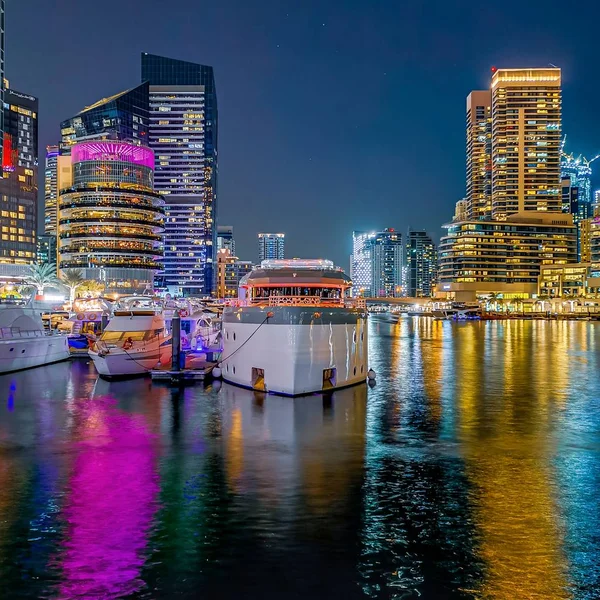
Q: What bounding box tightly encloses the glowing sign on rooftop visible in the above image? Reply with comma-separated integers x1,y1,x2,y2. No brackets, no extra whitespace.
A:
71,142,155,170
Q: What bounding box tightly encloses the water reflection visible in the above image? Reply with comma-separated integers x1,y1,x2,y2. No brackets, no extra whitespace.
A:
58,397,159,599
0,321,599,598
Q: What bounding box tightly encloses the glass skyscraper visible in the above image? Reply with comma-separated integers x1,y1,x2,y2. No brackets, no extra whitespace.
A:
258,233,284,262
60,82,149,154
406,230,436,297
0,1,4,169
351,229,403,297
44,145,59,234
0,87,38,273
142,53,218,296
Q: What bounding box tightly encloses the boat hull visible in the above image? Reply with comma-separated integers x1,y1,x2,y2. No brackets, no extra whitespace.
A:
0,335,70,374
221,306,368,396
89,344,171,378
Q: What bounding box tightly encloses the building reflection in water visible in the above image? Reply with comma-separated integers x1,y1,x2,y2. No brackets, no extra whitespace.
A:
0,322,600,597
57,393,159,599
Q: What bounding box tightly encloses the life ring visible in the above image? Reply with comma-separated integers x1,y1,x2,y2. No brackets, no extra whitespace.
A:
76,313,85,320
179,309,188,318
123,338,133,350
88,313,97,321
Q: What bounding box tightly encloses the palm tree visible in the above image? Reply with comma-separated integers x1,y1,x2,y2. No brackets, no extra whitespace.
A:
24,263,60,297
61,269,85,306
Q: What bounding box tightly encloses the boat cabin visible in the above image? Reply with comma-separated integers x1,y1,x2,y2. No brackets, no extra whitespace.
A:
239,259,352,307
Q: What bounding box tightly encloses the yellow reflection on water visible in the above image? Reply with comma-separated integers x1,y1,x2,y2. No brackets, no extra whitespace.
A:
454,321,570,599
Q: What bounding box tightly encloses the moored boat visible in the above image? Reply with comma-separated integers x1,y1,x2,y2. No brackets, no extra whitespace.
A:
221,259,368,396
89,296,171,378
0,302,70,373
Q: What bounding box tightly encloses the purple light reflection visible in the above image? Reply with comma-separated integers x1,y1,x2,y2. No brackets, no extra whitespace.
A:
58,398,158,599
71,142,155,170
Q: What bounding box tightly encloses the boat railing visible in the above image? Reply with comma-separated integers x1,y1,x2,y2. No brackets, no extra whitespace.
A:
267,295,330,307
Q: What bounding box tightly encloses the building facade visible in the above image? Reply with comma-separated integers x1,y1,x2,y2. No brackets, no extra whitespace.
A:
0,87,38,273
439,67,574,300
60,83,149,153
580,217,592,263
465,91,492,220
491,68,562,219
217,225,235,255
0,2,4,168
258,233,284,262
37,234,57,265
351,229,402,297
216,247,253,298
44,145,58,234
439,213,576,299
57,141,164,294
406,230,436,297
142,53,218,297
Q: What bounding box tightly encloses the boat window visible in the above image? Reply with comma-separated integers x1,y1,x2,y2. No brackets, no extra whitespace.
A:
100,331,146,342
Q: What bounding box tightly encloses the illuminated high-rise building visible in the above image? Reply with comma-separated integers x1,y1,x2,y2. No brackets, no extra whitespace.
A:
351,231,372,296
60,83,149,153
142,53,218,296
217,225,235,255
406,230,436,297
44,145,59,235
258,233,284,262
439,67,576,300
491,68,562,219
0,1,4,169
0,87,38,274
57,142,164,294
351,229,402,297
465,91,492,219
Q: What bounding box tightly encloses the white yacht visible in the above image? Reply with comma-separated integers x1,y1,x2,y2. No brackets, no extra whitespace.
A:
89,296,171,378
0,302,70,373
163,298,222,352
221,259,368,396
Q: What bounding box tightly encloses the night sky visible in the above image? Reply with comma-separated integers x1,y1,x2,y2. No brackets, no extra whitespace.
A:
8,0,600,268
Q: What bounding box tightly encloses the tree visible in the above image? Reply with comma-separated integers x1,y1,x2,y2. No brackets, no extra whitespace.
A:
24,263,60,297
61,269,85,306
79,280,105,297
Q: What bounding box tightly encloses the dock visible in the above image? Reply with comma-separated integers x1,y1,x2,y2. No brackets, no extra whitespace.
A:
150,362,217,382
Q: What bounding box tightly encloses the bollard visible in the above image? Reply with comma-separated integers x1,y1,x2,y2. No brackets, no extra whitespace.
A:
172,313,181,372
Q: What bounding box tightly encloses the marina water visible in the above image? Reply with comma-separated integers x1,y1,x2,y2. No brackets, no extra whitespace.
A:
1,316,599,598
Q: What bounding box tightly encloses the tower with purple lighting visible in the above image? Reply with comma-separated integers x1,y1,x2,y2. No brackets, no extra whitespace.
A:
57,141,164,294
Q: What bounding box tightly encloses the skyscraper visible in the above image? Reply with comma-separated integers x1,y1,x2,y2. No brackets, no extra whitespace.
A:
0,87,38,273
142,53,218,296
371,229,403,297
217,225,235,255
60,83,149,153
258,233,285,262
0,1,4,169
351,229,402,297
465,91,492,220
439,67,576,301
491,68,562,218
406,230,436,297
57,141,164,293
44,145,59,235
351,231,372,296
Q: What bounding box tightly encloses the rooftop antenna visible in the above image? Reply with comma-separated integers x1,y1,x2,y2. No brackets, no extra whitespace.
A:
549,63,559,68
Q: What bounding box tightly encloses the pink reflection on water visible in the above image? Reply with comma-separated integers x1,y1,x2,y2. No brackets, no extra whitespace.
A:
58,397,159,600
